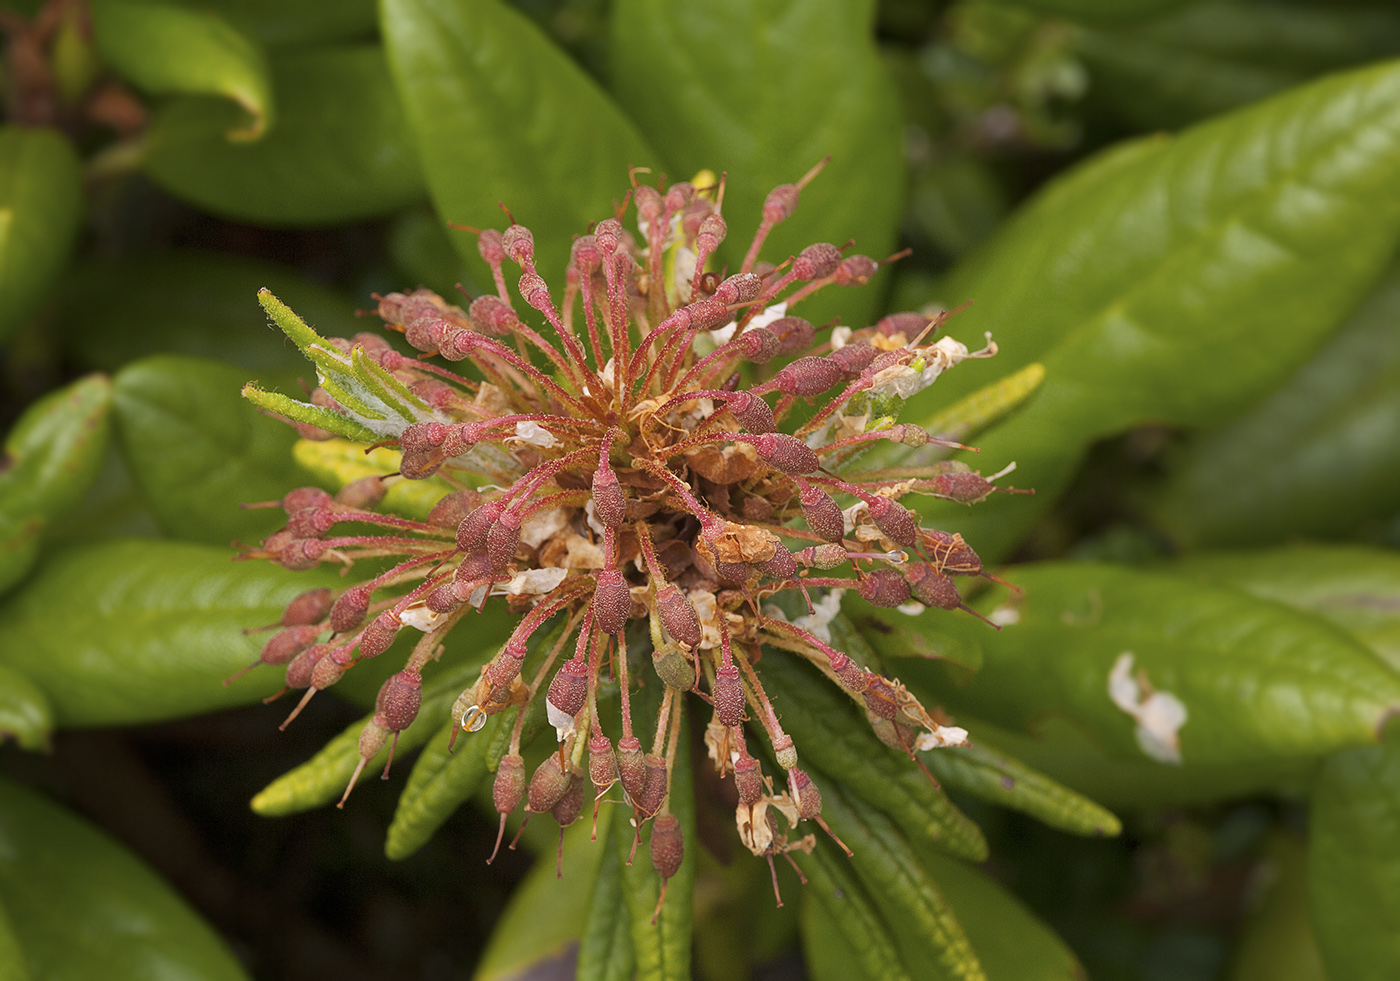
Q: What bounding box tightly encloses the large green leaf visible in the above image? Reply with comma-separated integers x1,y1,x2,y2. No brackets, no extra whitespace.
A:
903,562,1400,768
1171,545,1400,673
183,0,376,47
1230,834,1326,981
576,806,635,981
381,0,658,282
905,59,1400,561
1308,729,1400,981
0,127,83,345
1149,266,1400,547
113,355,315,545
0,376,113,595
801,848,911,981
0,665,52,752
0,776,248,981
1074,1,1400,130
0,893,29,981
142,45,424,224
609,0,905,330
0,539,340,726
92,0,273,139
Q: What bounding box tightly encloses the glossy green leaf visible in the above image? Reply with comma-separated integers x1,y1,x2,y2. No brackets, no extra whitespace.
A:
0,776,248,981
382,0,658,284
142,45,424,224
113,355,314,545
55,251,359,378
801,845,912,981
989,0,1190,24
1150,266,1400,548
815,778,985,981
0,375,113,595
474,819,611,981
913,849,1087,981
0,665,52,752
0,893,30,981
1171,544,1400,674
1075,1,1400,130
758,651,988,861
92,0,273,139
1230,834,1326,981
0,539,342,727
907,59,1400,561
389,205,477,299
924,737,1121,838
184,0,376,47
620,715,694,981
384,712,505,861
610,0,905,330
1308,729,1400,981
577,806,634,981
0,127,83,345
855,607,983,672
907,562,1400,768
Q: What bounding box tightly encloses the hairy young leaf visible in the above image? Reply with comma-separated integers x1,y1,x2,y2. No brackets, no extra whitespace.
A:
1150,267,1400,548
143,46,423,224
909,59,1400,560
382,0,658,283
1309,730,1400,981
92,0,273,139
0,375,113,596
0,127,83,344
383,713,504,861
0,776,249,980
610,0,905,329
0,539,342,726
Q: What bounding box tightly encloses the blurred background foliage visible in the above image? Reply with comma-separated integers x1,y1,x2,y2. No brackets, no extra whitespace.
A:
2,0,1400,978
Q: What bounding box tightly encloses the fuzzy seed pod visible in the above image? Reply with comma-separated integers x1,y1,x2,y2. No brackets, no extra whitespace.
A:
278,538,329,571
285,643,331,689
753,432,820,475
477,228,506,265
456,501,501,553
792,243,842,281
907,563,962,610
588,734,617,791
593,218,622,256
617,736,646,802
591,463,627,528
799,483,845,543
279,588,333,627
426,582,464,615
259,624,323,667
773,734,799,771
932,470,1000,505
527,754,571,814
329,583,373,633
768,316,815,356
716,272,762,305
494,753,526,816
376,669,422,732
468,295,518,335
755,541,797,580
486,642,527,700
635,754,669,818
712,665,746,727
650,813,684,881
835,255,879,286
924,529,982,575
858,568,911,608
441,423,481,458
282,486,332,514
399,420,448,454
828,341,878,375
309,647,351,690
860,673,900,721
867,496,919,548
591,570,632,635
546,657,589,720
696,212,726,252
398,449,443,480
485,511,522,573
827,651,868,693
655,585,702,649
634,184,663,221
734,755,764,806
722,391,775,434
358,718,391,761
552,772,587,828
735,327,780,363
501,224,534,264
876,311,930,340
651,644,694,690
358,609,401,659
334,476,386,510
771,356,844,398
286,506,335,539
762,183,800,224
428,488,482,529
790,768,823,821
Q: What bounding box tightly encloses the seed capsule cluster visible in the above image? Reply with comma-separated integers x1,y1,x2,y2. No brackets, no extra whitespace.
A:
239,165,1025,907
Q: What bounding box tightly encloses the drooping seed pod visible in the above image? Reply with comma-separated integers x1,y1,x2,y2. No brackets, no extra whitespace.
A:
468,295,519,335
828,340,878,375
278,588,333,627
285,506,335,539
376,669,423,734
827,651,869,694
721,391,775,434
485,641,528,701
712,665,746,727
329,583,373,633
591,462,627,528
791,243,843,281
735,326,781,363
551,772,587,828
734,754,764,807
651,812,683,881
876,311,930,340
485,510,522,573
655,584,702,649
397,449,443,480
546,657,589,722
754,541,797,580
834,254,879,286
527,754,572,814
767,316,814,356
259,624,323,667
399,420,448,454
334,476,387,510
906,563,962,610
501,224,534,264
281,487,332,515
588,733,617,792
428,488,483,529
753,433,820,475
592,569,632,635
858,568,911,608
923,529,983,575
617,736,646,802
651,643,694,691
285,643,331,690
488,753,526,863
860,672,901,721
770,356,843,397
358,609,402,659
634,754,669,818
866,496,919,548
798,482,845,543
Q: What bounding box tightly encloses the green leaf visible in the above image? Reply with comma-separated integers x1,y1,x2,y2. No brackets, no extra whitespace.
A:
474,818,612,981
0,893,30,981
384,713,504,860
619,714,694,981
0,375,113,595
289,438,455,522
1230,833,1326,981
54,251,360,378
904,562,1400,769
801,846,912,981
1170,545,1400,674
924,737,1121,838
92,0,273,140
0,665,52,752
758,650,988,861
610,0,905,330
0,539,342,727
907,59,1400,561
382,0,658,284
815,779,985,981
113,355,314,545
0,775,249,980
1074,1,1400,130
142,45,425,225
0,126,83,345
577,806,635,981
1308,729,1400,981
987,0,1191,24
912,850,1087,981
1149,266,1400,548
183,0,376,47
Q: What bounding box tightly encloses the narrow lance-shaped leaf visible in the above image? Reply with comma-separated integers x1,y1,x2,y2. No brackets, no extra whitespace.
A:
577,806,635,981
0,894,29,981
906,59,1400,560
381,0,659,283
383,713,505,861
0,127,83,344
801,844,913,981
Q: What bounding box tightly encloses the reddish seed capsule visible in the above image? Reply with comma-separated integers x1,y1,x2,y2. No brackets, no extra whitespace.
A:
771,356,844,397
763,184,800,224
768,316,815,357
358,609,401,659
329,583,373,633
651,813,684,881
282,486,332,514
712,665,746,727
397,449,443,480
715,272,762,305
924,529,983,575
309,647,351,691
735,327,781,363
468,295,519,335
278,538,328,571
722,391,775,434
591,464,627,528
858,568,911,608
799,483,845,543
260,624,323,666
428,488,482,529
734,755,764,806
753,432,820,475
527,755,571,814
876,311,931,339
546,657,589,720
635,754,669,818
485,511,522,573
334,476,386,510
285,506,335,539
457,500,504,554
835,255,879,286
655,584,702,649
592,570,632,635
792,243,842,281
286,643,331,690
426,582,465,615
829,341,878,375
755,542,797,580
486,642,528,700
280,588,333,627
552,772,587,828
477,228,506,264
932,470,1000,505
861,673,901,721
441,423,482,458
501,224,534,264
866,496,919,548
617,736,646,802
377,669,422,733
494,753,526,815
696,213,726,253
588,734,618,791
907,563,963,610
790,768,823,821
827,651,868,693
